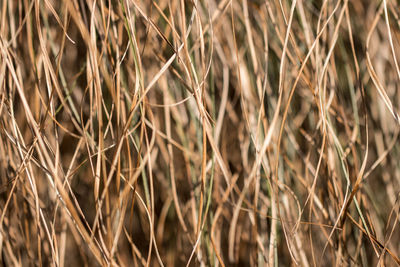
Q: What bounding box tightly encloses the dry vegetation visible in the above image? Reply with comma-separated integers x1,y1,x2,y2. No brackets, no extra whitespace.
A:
2,0,400,266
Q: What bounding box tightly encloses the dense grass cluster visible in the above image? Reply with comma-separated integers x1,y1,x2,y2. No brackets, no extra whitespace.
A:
1,0,400,266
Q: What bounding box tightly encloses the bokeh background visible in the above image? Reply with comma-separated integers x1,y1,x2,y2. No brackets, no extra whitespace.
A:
1,0,400,266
